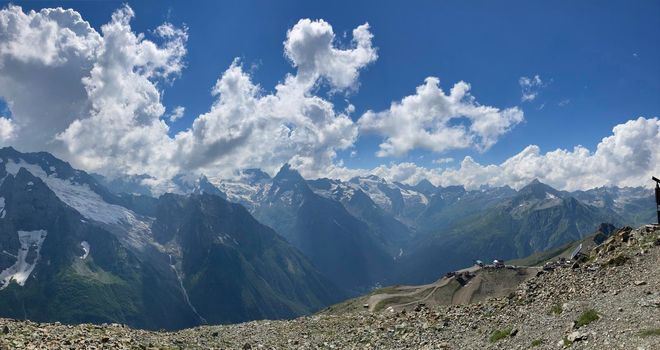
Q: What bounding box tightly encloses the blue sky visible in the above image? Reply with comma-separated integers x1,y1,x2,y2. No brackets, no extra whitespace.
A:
1,1,659,190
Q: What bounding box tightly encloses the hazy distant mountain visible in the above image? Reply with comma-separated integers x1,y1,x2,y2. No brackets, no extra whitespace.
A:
308,177,412,245
395,179,622,283
215,165,395,294
569,186,655,226
415,185,516,233
347,175,430,225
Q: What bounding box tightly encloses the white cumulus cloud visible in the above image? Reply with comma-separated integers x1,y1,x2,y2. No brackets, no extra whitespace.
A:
0,5,102,154
284,19,377,90
358,77,524,157
55,5,187,177
435,117,660,190
0,116,15,145
171,19,375,180
0,5,187,177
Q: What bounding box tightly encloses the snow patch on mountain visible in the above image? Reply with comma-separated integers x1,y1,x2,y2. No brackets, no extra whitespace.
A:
5,159,153,250
80,241,90,259
210,178,272,210
400,188,429,206
279,190,295,205
347,176,429,214
217,233,239,246
350,177,393,211
312,181,357,203
214,180,257,203
6,159,135,225
0,230,47,289
0,197,5,219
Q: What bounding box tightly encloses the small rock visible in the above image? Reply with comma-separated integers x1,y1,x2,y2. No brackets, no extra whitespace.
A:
633,280,647,286
243,343,252,349
2,325,9,334
567,331,588,342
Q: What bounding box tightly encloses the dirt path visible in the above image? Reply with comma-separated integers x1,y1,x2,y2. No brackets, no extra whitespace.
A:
367,277,453,311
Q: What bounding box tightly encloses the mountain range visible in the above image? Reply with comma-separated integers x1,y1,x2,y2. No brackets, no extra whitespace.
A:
0,146,655,329
213,165,653,285
0,147,339,330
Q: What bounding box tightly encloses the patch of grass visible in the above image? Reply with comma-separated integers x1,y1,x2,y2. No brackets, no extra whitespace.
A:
371,286,400,295
575,309,599,328
489,327,512,343
563,337,573,346
548,303,562,315
639,328,660,337
531,339,543,346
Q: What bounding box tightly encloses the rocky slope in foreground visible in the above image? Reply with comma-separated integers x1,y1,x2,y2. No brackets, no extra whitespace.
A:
1,225,659,349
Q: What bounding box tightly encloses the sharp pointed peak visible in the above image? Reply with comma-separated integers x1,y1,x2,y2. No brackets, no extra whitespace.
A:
520,178,551,189
274,163,304,182
416,178,434,186
517,178,562,199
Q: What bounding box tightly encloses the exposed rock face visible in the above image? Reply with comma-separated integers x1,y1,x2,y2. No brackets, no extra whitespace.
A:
1,225,658,349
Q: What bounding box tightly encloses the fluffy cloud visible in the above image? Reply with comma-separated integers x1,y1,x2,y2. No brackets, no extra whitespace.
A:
358,77,524,157
452,117,660,190
0,6,101,66
0,116,15,144
54,6,187,177
168,106,185,122
0,5,102,154
0,5,186,177
433,157,454,164
519,75,544,102
173,62,358,179
284,19,377,90
171,19,375,179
